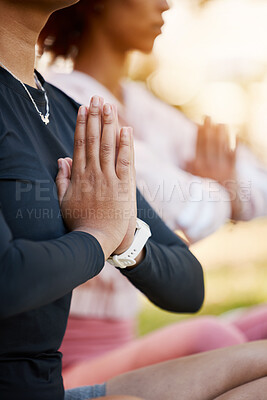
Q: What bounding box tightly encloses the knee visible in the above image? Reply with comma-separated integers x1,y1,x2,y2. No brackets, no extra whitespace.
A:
196,316,225,331
197,316,238,334
193,316,246,348
192,316,223,335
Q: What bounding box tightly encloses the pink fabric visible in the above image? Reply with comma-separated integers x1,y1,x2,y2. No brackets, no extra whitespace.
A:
61,317,136,370
62,316,247,389
69,267,139,320
231,304,267,341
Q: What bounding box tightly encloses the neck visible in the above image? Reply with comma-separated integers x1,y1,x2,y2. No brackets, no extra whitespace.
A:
74,32,127,103
0,2,50,87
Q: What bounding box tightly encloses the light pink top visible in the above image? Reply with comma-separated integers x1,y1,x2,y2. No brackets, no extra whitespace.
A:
69,265,139,319
61,316,136,369
45,69,267,319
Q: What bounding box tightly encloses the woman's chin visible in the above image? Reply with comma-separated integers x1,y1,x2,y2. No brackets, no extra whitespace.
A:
136,38,158,54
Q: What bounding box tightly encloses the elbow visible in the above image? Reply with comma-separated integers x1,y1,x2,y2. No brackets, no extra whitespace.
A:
190,255,205,312
169,256,205,314
155,277,205,314
174,284,204,314
188,282,205,313
187,257,205,313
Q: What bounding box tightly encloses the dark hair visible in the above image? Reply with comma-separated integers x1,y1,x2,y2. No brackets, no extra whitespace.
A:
38,0,104,59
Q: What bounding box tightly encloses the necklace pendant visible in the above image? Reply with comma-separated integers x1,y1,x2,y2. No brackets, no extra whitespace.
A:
41,115,50,125
0,63,50,125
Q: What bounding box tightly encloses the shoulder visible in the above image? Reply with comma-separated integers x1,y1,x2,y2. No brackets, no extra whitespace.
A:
123,80,195,131
123,80,158,105
123,80,179,118
44,70,101,105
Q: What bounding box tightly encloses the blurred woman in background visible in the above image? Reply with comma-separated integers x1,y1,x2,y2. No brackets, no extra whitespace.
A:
39,0,267,389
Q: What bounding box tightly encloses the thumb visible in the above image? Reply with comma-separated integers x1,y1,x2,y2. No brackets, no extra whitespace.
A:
56,158,71,205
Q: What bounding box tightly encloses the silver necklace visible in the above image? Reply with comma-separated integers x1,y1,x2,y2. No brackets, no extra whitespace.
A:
0,63,50,125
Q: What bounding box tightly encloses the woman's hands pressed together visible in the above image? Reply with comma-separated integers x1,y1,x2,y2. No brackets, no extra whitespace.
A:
56,96,137,260
186,116,242,219
186,116,236,186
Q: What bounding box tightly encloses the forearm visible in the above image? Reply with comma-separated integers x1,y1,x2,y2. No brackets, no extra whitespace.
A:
0,212,104,319
121,191,204,313
233,144,267,220
122,240,204,312
223,179,243,220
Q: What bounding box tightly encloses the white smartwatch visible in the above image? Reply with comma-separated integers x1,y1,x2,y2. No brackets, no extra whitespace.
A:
107,218,151,269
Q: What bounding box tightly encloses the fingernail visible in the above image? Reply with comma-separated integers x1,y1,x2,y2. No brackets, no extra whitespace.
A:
122,127,128,136
58,158,63,169
80,106,87,117
104,104,112,115
92,96,100,107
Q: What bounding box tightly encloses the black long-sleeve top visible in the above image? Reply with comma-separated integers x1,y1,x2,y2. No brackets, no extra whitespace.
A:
0,67,204,400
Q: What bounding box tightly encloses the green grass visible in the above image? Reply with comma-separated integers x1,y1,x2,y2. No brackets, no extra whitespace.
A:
138,260,267,336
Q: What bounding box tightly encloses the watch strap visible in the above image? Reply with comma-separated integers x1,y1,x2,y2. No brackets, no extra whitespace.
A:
107,218,151,269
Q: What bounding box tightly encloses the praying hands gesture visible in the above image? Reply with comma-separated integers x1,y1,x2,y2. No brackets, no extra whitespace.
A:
56,96,137,260
186,117,242,219
186,117,236,186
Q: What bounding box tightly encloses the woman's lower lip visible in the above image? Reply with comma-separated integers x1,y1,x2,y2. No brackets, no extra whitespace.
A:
154,26,163,34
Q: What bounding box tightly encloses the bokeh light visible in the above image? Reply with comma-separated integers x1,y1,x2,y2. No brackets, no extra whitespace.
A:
129,0,267,156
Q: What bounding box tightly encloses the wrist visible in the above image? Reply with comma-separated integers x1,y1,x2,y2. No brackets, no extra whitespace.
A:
223,179,243,220
73,227,116,260
107,219,151,269
230,191,243,220
113,234,135,256
128,247,146,270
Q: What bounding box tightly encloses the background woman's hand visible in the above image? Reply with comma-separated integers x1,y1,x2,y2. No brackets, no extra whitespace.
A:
185,116,236,186
185,117,242,219
56,96,137,259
